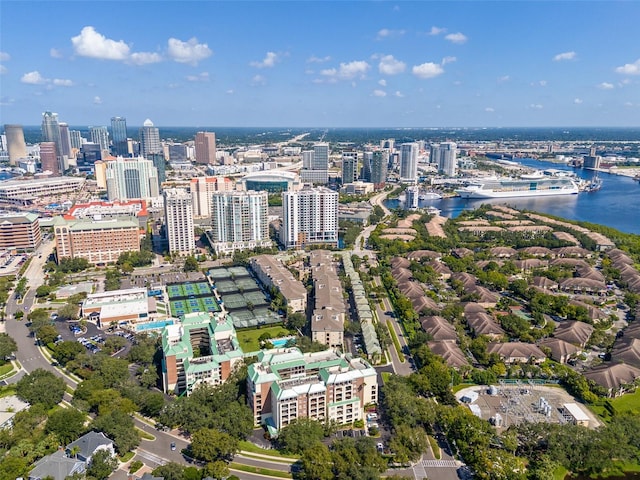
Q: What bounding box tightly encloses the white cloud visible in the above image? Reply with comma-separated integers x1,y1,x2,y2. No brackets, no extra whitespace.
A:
52,78,74,86
624,102,634,107
441,56,457,65
307,55,331,63
71,26,130,60
378,55,406,75
574,98,583,104
539,80,547,87
321,60,370,80
250,74,267,86
615,59,640,75
412,62,444,79
598,82,615,90
497,75,510,83
553,51,576,61
376,28,405,40
129,52,162,65
428,26,446,36
186,72,210,82
529,104,543,109
485,107,495,112
251,51,279,68
167,37,212,65
372,89,387,97
21,71,47,84
93,96,102,104
0,65,6,75
445,32,467,44
226,89,234,95
394,91,404,98
378,79,387,87
50,48,63,59
0,52,10,61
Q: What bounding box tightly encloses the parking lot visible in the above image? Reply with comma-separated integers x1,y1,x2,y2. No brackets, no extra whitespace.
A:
55,319,134,358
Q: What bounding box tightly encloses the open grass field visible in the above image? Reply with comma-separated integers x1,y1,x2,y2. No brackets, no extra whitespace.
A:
237,325,290,352
608,389,640,415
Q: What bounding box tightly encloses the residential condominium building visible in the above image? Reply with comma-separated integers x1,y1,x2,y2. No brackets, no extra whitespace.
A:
247,348,378,433
0,213,42,251
162,311,244,395
341,150,358,184
280,186,338,249
310,250,345,348
399,142,418,183
52,216,141,265
66,199,149,227
164,187,195,255
439,142,458,177
190,176,234,218
0,177,85,206
4,124,28,166
370,150,389,189
209,190,271,254
250,255,307,312
105,156,160,201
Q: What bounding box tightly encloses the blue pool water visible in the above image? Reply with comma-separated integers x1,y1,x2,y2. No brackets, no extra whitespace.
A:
136,319,174,331
271,336,295,347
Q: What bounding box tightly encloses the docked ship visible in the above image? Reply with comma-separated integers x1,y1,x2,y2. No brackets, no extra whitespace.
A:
585,174,603,193
419,191,443,200
456,177,580,199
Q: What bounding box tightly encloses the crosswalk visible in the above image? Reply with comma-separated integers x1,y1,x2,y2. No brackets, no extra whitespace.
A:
136,449,167,467
422,459,460,468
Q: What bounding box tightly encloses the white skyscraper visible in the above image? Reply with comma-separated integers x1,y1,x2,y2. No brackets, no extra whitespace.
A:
281,186,338,249
105,156,159,201
209,190,271,254
439,142,458,177
164,188,195,255
300,143,329,184
90,126,110,153
139,119,161,157
399,142,418,183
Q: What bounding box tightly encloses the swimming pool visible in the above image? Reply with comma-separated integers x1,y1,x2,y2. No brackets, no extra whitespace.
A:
136,319,174,331
270,336,296,348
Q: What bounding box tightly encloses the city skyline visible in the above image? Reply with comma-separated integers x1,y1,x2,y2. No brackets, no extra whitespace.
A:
1,1,639,127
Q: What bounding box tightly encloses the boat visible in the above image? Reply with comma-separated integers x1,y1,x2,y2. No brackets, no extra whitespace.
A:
418,191,443,200
456,177,579,199
520,170,545,180
585,174,603,192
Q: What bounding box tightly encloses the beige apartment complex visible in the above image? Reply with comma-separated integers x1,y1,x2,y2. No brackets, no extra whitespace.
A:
247,348,378,434
53,216,141,264
0,213,42,251
249,255,307,313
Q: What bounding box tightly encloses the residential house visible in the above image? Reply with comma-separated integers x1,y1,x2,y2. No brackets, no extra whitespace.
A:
487,342,546,365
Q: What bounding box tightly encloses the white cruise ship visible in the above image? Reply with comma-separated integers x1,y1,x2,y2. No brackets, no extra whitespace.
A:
456,177,579,199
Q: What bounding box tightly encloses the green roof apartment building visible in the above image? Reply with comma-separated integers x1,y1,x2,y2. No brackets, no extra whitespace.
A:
162,311,244,395
247,348,378,434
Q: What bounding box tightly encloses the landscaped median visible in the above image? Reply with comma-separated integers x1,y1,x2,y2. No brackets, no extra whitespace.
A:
386,320,405,362
238,440,298,461
230,463,292,479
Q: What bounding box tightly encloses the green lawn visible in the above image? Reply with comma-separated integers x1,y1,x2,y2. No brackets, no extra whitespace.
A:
608,389,640,415
237,325,290,352
386,320,405,362
0,363,14,378
230,463,292,479
553,465,568,480
238,440,298,460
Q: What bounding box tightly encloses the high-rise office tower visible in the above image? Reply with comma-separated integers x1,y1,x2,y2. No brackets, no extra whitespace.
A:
361,151,373,182
341,150,358,184
90,126,110,153
110,117,129,157
105,156,159,201
194,132,216,164
39,142,59,176
439,142,457,177
209,190,271,254
149,153,166,185
41,111,62,159
58,123,72,158
139,119,161,158
302,150,314,169
312,143,329,170
370,150,389,189
70,130,83,150
4,125,27,166
281,186,338,249
164,187,195,255
399,142,418,182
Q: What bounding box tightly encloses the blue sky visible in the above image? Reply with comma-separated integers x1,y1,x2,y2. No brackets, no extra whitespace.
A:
1,1,639,127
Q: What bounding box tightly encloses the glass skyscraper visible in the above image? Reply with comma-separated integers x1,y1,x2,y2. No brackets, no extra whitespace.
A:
110,116,129,157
